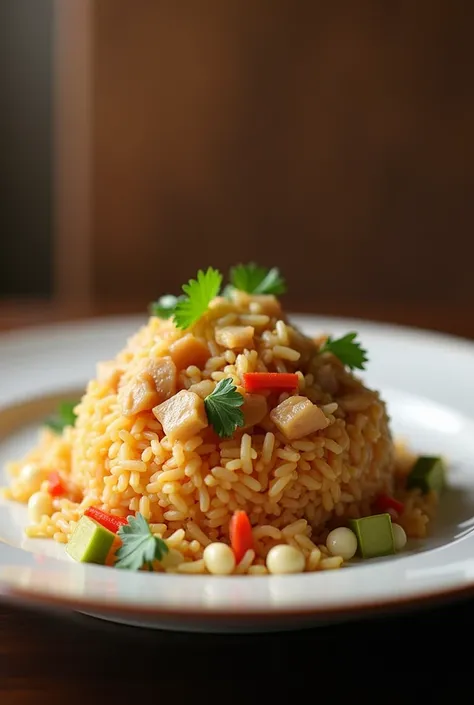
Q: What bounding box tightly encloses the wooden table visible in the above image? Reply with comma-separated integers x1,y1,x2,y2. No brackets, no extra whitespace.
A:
1,300,473,702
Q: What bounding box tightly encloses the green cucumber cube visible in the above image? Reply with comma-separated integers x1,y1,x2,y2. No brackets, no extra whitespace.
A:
66,515,115,564
406,456,446,494
349,513,395,559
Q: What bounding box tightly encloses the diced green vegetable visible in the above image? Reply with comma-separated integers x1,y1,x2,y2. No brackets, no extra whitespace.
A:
349,513,395,559
406,456,446,494
66,515,115,564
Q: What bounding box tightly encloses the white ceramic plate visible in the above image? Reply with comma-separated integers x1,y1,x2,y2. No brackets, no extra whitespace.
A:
1,314,474,632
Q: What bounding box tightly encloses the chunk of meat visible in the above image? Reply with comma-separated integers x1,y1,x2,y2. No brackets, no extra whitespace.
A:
230,290,282,318
241,393,268,429
119,357,176,416
169,334,210,370
315,363,339,395
270,395,329,440
215,326,255,350
148,357,177,400
153,390,208,442
96,361,123,390
252,295,282,318
189,379,216,399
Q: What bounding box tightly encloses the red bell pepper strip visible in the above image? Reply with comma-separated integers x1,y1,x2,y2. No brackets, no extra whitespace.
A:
48,471,66,497
242,372,299,393
229,510,254,563
373,494,404,516
85,507,129,534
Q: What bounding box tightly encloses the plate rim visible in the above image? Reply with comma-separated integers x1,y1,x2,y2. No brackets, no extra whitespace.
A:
2,312,474,623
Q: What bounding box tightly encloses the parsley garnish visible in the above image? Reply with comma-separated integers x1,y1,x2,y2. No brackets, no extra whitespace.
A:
204,378,245,438
45,401,78,433
115,513,169,571
149,294,185,319
229,263,286,296
173,267,222,330
319,332,368,370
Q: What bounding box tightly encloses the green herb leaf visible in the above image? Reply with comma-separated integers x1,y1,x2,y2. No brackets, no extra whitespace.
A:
229,263,286,296
149,294,185,319
319,332,368,370
204,378,245,438
115,513,169,571
173,267,222,330
45,401,78,434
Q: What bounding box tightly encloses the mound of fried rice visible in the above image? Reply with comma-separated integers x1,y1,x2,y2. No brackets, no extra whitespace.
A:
4,291,436,573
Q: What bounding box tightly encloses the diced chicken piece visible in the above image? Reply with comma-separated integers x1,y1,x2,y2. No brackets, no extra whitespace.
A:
96,361,123,390
215,326,255,350
339,393,374,412
241,393,268,429
147,357,177,401
315,363,339,395
189,379,216,399
153,390,208,442
119,375,157,416
270,395,329,440
252,295,282,318
119,357,177,416
169,334,210,370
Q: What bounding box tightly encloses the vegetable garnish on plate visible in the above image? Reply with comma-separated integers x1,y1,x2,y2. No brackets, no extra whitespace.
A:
204,378,245,438
319,332,368,371
173,267,222,330
115,513,169,571
44,401,78,433
149,294,185,319
229,262,286,296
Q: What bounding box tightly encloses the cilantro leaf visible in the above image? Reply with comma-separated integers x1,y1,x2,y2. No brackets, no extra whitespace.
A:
45,401,78,433
319,332,368,370
149,294,185,319
204,378,245,438
229,263,286,295
115,513,169,571
173,267,222,330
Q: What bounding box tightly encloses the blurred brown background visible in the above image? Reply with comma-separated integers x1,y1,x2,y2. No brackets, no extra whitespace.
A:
1,0,474,334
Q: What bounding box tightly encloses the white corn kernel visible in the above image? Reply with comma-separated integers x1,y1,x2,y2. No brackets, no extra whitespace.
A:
392,523,407,551
27,491,53,523
19,464,45,492
203,542,236,575
326,527,358,560
266,544,305,574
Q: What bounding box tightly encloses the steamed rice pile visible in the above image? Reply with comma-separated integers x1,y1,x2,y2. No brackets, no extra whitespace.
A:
4,291,435,573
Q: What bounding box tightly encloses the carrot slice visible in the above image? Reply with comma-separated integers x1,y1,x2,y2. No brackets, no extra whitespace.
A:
242,372,298,393
84,507,128,534
48,471,66,497
229,510,254,563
